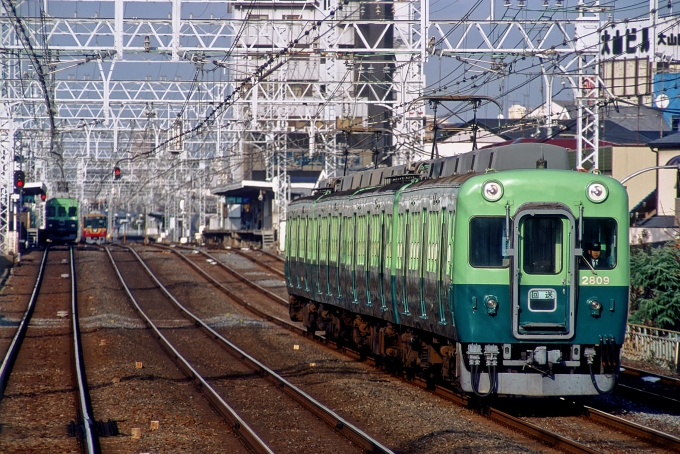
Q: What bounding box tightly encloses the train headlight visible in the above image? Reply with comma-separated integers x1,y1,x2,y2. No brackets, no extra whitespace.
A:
586,182,608,203
587,298,602,317
485,295,499,316
482,180,503,202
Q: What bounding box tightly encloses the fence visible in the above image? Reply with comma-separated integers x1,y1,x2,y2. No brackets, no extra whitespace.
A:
623,323,680,372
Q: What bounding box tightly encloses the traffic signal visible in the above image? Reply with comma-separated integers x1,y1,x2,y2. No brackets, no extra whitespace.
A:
13,170,24,192
40,192,46,202
114,166,121,180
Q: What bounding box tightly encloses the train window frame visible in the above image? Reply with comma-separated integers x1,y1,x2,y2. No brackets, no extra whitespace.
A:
356,214,366,267
409,210,422,271
521,216,564,276
469,216,508,268
384,213,393,270
370,213,381,269
580,218,618,270
396,213,405,270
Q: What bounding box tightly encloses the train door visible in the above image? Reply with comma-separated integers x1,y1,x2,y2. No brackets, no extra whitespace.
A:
512,209,576,339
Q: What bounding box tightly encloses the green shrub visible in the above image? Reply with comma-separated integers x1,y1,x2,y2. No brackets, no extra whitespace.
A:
629,240,680,330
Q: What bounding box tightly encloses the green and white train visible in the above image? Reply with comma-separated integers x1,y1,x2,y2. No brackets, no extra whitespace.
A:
284,143,628,397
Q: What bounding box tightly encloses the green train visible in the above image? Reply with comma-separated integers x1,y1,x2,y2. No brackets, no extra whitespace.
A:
284,143,628,397
44,198,79,243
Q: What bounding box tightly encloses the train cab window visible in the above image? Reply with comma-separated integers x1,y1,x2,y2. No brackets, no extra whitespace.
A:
469,217,507,267
68,207,77,217
522,217,563,275
58,207,66,217
580,218,617,269
47,207,55,217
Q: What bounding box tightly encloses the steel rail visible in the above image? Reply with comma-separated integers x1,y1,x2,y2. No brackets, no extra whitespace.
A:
105,247,276,454
614,384,680,411
584,406,680,451
160,246,292,326
70,246,101,454
620,366,680,387
0,247,49,399
158,245,289,307
147,246,606,454
255,248,285,263
174,244,285,278
230,248,285,277
127,246,394,454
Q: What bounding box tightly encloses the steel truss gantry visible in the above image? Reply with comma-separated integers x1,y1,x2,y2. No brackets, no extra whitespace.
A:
426,1,607,170
0,0,427,251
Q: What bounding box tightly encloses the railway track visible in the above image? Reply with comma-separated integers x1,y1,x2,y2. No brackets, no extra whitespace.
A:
158,244,680,453
617,366,680,407
230,247,285,277
109,245,392,454
0,247,101,453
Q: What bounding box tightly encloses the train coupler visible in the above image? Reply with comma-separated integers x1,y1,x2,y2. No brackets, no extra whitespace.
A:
484,345,499,367
584,347,596,365
467,343,482,366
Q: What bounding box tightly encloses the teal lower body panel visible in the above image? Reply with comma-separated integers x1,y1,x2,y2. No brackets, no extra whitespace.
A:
452,284,628,345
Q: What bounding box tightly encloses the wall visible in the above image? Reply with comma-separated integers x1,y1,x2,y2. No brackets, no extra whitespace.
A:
611,146,657,211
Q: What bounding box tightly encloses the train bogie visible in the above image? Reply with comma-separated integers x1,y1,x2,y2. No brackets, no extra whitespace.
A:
285,143,629,397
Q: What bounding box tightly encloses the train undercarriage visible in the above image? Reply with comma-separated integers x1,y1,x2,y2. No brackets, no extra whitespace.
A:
289,295,620,397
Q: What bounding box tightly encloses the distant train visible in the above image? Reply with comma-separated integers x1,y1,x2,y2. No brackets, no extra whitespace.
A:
82,212,107,243
284,143,629,397
44,198,79,243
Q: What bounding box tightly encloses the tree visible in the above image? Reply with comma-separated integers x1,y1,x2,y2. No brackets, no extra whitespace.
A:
629,240,680,330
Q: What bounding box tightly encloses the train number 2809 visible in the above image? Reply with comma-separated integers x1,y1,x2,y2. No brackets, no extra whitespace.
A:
581,276,610,285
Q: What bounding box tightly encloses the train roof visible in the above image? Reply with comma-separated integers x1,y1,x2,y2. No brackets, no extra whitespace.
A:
46,197,78,205
310,143,570,197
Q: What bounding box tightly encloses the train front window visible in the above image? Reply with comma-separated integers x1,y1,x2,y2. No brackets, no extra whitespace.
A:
85,217,107,228
522,216,563,275
68,207,77,217
580,218,617,269
469,217,507,267
47,207,55,217
58,207,66,217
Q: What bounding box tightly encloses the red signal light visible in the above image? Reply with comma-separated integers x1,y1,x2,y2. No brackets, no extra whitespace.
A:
114,166,121,180
13,170,25,191
40,193,46,201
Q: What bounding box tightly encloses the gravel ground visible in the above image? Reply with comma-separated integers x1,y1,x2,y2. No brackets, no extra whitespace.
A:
139,246,558,454
1,247,248,453
2,244,678,453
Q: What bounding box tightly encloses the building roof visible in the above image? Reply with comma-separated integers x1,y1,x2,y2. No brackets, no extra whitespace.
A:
445,103,670,147
635,215,677,229
647,131,680,149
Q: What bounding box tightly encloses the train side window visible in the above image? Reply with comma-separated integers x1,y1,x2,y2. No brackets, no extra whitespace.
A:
409,211,422,271
329,216,338,264
384,213,392,269
396,213,405,270
299,218,307,260
469,217,507,267
357,214,366,267
580,218,617,269
68,207,77,217
370,213,381,268
47,207,55,217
